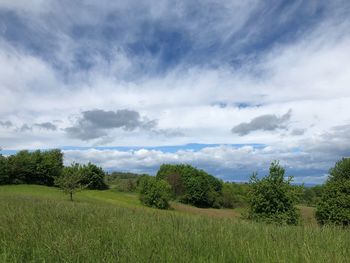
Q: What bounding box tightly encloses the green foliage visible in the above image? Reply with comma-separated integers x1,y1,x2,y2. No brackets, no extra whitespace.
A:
80,162,108,190
0,154,9,184
220,182,249,208
0,148,107,190
105,171,142,192
248,161,300,225
55,163,84,201
316,158,350,226
300,185,324,206
2,149,63,186
107,171,143,180
138,175,171,209
156,164,223,208
156,164,185,197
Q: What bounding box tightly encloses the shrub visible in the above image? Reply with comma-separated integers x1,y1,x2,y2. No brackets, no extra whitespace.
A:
138,176,171,209
248,161,300,225
316,158,350,226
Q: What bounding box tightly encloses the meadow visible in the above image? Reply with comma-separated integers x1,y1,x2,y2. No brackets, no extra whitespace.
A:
0,185,349,263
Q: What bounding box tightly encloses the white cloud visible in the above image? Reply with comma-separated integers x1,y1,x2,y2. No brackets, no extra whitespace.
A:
0,1,350,182
62,143,332,183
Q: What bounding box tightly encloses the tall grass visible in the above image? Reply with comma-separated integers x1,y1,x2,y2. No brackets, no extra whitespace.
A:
0,186,349,262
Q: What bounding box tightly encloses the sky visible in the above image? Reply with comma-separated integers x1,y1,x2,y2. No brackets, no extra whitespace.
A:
0,0,350,184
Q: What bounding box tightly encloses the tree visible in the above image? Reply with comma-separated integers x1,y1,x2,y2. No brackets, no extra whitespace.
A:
80,162,108,190
0,154,9,185
7,150,32,184
248,161,300,225
55,163,84,201
156,164,185,197
156,164,223,208
316,158,350,226
5,149,63,186
138,175,171,209
37,149,64,186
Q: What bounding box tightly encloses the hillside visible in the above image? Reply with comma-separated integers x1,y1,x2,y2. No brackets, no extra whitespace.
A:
1,185,349,262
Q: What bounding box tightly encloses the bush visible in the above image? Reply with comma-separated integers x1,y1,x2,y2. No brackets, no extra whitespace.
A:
156,164,223,208
316,158,350,226
248,161,300,225
138,175,171,209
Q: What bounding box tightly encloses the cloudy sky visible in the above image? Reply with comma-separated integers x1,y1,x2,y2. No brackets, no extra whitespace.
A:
1,0,350,184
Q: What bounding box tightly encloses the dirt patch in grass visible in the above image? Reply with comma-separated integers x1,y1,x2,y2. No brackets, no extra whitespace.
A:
171,202,242,218
297,205,317,226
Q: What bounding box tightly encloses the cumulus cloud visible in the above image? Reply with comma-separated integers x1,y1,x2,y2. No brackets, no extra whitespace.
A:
62,144,329,184
33,122,57,131
232,110,292,136
15,122,58,132
304,124,350,157
0,120,12,128
19,124,32,132
291,129,305,136
65,109,157,140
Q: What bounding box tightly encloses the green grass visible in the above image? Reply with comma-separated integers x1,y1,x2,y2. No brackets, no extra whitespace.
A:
0,185,349,262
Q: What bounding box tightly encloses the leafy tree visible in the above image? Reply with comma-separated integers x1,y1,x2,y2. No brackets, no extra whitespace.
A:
7,150,32,184
156,164,223,208
138,175,171,209
156,164,185,197
55,163,84,201
0,154,9,184
248,161,300,225
80,162,108,190
37,149,64,186
316,158,350,226
5,149,63,185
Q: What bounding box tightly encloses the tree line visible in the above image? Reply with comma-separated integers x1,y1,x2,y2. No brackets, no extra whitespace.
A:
0,149,349,226
0,149,107,200
138,159,350,226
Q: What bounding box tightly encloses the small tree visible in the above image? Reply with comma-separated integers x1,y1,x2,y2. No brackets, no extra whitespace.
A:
316,158,350,226
55,164,83,201
248,161,300,225
138,176,171,209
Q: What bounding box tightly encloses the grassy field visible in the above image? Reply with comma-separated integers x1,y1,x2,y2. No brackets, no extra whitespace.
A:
0,185,349,262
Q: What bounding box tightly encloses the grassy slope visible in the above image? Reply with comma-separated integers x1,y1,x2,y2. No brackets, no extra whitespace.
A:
0,185,349,262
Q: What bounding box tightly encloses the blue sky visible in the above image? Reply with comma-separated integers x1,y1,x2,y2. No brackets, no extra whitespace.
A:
0,0,350,184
